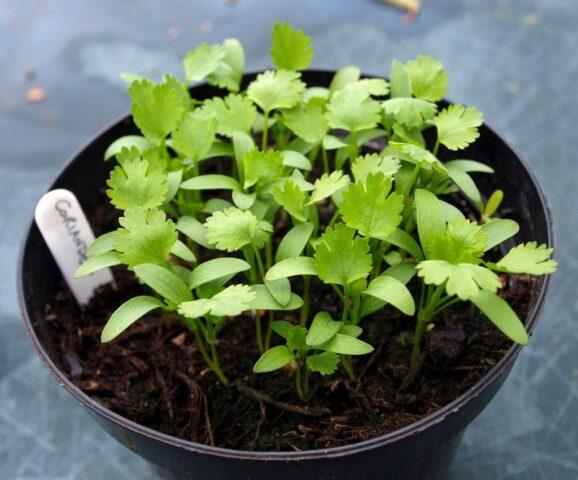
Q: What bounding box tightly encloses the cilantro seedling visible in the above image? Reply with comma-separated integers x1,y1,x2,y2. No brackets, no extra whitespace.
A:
76,22,556,401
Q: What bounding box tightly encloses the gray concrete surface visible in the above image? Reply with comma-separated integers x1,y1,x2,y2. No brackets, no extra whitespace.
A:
1,1,576,478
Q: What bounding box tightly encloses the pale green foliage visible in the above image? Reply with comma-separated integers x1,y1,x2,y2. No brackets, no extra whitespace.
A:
115,207,177,269
341,173,404,240
382,98,437,129
270,22,314,71
178,285,256,319
428,220,487,264
247,70,305,112
488,242,557,275
171,110,217,162
326,88,381,132
405,55,449,102
282,99,328,144
272,179,307,221
351,154,400,182
184,43,225,82
434,104,484,150
106,149,167,210
129,80,185,144
314,224,372,286
201,94,257,137
205,207,272,252
243,148,284,189
308,171,350,204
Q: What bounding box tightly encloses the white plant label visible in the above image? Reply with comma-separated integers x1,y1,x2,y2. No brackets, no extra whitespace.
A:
35,189,114,307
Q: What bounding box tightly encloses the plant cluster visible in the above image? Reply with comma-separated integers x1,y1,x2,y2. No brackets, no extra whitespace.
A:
77,23,556,401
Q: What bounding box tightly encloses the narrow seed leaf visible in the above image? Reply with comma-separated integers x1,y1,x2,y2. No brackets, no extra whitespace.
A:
102,296,164,342
75,252,121,278
176,216,214,249
470,291,528,345
86,231,117,257
481,219,520,251
306,312,342,346
275,222,314,262
248,284,304,310
189,257,251,289
134,264,193,305
265,257,318,281
265,277,292,306
253,345,295,373
363,275,416,315
170,240,196,263
387,228,424,261
415,189,445,258
319,334,374,355
180,174,240,191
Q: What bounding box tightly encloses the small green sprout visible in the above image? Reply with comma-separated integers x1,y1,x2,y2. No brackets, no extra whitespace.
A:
76,22,556,401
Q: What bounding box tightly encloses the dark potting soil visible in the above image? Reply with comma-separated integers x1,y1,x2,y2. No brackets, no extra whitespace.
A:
39,198,538,452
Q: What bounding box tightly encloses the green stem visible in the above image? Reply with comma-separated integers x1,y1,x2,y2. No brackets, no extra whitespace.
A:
210,342,229,386
341,286,351,322
321,145,329,173
192,327,229,385
341,355,355,380
328,208,341,228
300,276,311,327
295,361,306,402
411,311,428,366
261,110,270,150
433,138,440,156
403,164,421,197
255,312,265,354
252,244,266,282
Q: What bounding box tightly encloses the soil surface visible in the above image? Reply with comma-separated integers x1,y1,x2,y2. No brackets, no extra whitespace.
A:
39,196,538,452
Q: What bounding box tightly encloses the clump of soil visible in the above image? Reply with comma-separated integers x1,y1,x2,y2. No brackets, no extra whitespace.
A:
38,201,538,452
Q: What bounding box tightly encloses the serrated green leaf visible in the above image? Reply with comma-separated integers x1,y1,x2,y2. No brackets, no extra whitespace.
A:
487,242,557,275
115,208,177,269
429,220,487,264
275,222,314,262
405,55,448,102
306,312,342,346
390,142,446,173
189,257,251,289
179,284,256,319
102,296,164,342
253,345,295,373
205,207,272,252
273,179,307,221
200,94,257,137
243,148,284,189
434,104,484,151
345,78,389,97
183,43,225,82
470,291,528,345
307,352,340,375
341,173,403,240
247,70,305,112
134,263,193,306
283,100,328,144
75,252,121,278
209,38,244,92
314,224,372,286
265,256,317,281
270,22,313,71
171,110,217,162
351,153,400,183
417,260,501,300
363,275,415,315
308,171,350,204
326,88,381,132
481,219,519,251
106,153,168,210
382,98,437,129
319,334,373,355
129,79,185,145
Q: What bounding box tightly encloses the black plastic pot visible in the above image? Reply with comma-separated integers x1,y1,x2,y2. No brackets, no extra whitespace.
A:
18,71,554,480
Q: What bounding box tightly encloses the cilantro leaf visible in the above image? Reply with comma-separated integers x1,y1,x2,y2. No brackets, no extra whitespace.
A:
272,179,308,221
209,38,244,92
329,66,360,95
314,224,372,286
326,88,381,132
487,242,557,275
382,98,437,129
243,148,285,189
129,79,185,145
253,345,294,373
351,153,400,183
405,55,448,102
308,171,350,204
247,70,305,112
270,22,314,71
307,352,340,375
171,110,217,162
390,59,412,98
341,173,404,240
429,220,488,264
106,151,168,210
205,207,272,252
434,104,484,151
389,141,446,172
183,43,225,82
417,260,500,300
200,94,256,137
178,284,256,319
345,78,390,96
115,207,177,269
282,99,328,144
